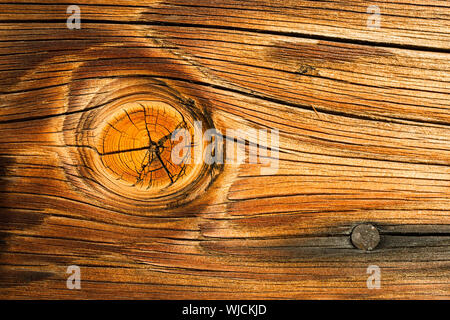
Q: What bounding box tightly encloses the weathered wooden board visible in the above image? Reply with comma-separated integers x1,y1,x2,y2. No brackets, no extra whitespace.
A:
1,0,450,49
0,0,449,299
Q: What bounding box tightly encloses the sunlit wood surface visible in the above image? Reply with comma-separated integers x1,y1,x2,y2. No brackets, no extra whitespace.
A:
0,0,449,299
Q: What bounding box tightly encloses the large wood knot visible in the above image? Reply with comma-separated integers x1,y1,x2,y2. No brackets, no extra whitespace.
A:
100,100,192,190
62,78,220,212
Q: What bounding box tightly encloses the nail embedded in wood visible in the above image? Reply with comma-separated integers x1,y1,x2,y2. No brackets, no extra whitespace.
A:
351,224,380,251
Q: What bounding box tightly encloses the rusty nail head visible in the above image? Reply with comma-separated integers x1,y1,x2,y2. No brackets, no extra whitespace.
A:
351,224,380,251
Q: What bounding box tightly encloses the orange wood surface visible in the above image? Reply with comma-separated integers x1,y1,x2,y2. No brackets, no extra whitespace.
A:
0,0,449,299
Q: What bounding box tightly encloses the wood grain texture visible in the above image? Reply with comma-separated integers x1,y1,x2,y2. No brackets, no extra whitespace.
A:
0,0,449,299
